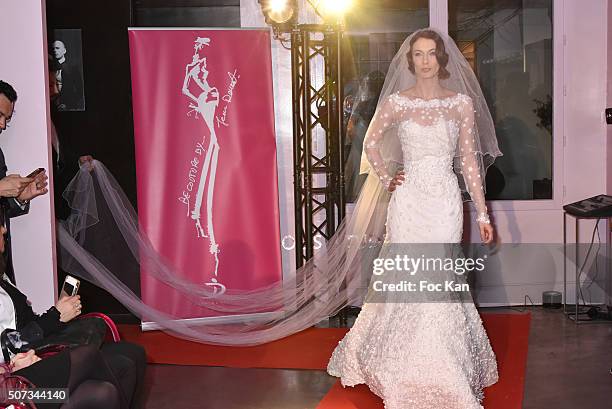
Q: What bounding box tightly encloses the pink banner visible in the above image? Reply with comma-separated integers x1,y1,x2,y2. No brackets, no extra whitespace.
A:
129,29,281,319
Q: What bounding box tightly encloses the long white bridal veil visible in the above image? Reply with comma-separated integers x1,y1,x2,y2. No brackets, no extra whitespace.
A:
359,28,501,196
57,28,501,346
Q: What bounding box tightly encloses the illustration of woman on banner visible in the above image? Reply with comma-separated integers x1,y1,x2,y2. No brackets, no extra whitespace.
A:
182,37,224,292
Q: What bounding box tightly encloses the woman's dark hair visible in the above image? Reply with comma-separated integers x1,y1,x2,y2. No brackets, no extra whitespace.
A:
0,80,18,103
406,30,450,80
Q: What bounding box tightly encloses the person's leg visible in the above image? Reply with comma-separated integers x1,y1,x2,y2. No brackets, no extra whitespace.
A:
14,348,70,389
13,350,71,409
61,380,120,409
66,345,130,409
13,345,127,409
65,345,99,391
101,342,146,409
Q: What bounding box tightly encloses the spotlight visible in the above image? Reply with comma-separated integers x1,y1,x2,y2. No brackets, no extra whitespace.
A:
258,0,298,26
312,0,353,18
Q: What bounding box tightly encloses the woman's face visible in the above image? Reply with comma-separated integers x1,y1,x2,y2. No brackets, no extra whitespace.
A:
0,225,7,254
411,38,440,80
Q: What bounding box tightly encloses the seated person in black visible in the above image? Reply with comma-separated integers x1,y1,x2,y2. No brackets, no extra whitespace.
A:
0,211,146,408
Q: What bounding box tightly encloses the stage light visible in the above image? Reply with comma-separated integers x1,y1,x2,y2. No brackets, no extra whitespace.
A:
269,0,287,13
269,2,295,24
312,0,353,18
258,0,298,26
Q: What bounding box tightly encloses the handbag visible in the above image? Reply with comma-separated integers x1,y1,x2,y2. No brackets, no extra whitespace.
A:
1,317,107,362
0,323,43,364
32,317,107,358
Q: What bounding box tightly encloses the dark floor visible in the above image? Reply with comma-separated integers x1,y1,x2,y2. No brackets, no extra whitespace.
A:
141,307,612,409
522,307,612,409
142,365,336,409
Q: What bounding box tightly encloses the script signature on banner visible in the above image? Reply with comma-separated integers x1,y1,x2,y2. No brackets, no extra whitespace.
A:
215,69,240,128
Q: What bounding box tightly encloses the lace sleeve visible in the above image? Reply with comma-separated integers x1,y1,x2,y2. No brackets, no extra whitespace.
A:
458,96,490,224
364,96,396,189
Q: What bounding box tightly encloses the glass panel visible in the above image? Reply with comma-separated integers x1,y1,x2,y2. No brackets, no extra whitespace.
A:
342,1,429,202
449,0,554,200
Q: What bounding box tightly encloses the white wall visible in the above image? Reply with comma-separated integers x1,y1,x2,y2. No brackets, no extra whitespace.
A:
475,0,610,306
606,0,612,305
0,0,57,312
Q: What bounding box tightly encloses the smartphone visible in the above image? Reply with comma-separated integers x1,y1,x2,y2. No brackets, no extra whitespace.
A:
60,275,80,298
27,167,45,178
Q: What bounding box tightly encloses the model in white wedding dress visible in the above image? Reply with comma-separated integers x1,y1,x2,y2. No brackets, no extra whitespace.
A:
327,30,500,409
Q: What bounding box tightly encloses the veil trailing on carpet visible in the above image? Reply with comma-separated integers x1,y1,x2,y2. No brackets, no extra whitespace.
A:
56,28,501,346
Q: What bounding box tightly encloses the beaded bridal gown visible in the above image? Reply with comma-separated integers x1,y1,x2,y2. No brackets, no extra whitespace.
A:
327,92,499,409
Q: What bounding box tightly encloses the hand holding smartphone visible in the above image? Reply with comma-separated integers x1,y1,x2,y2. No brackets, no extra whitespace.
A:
26,168,45,179
60,275,80,299
56,277,82,323
25,168,48,194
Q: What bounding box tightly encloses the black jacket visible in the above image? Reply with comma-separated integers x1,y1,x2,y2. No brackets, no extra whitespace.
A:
0,275,64,336
0,147,30,283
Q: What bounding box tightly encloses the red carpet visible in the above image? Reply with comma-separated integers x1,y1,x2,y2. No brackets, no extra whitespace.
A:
118,324,349,370
120,313,530,408
316,313,531,409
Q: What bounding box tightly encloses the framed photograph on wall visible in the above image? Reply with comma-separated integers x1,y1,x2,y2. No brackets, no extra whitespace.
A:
48,29,85,111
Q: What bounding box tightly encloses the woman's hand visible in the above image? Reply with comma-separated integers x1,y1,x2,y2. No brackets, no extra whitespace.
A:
10,350,41,371
56,295,82,323
387,170,405,192
479,222,494,244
